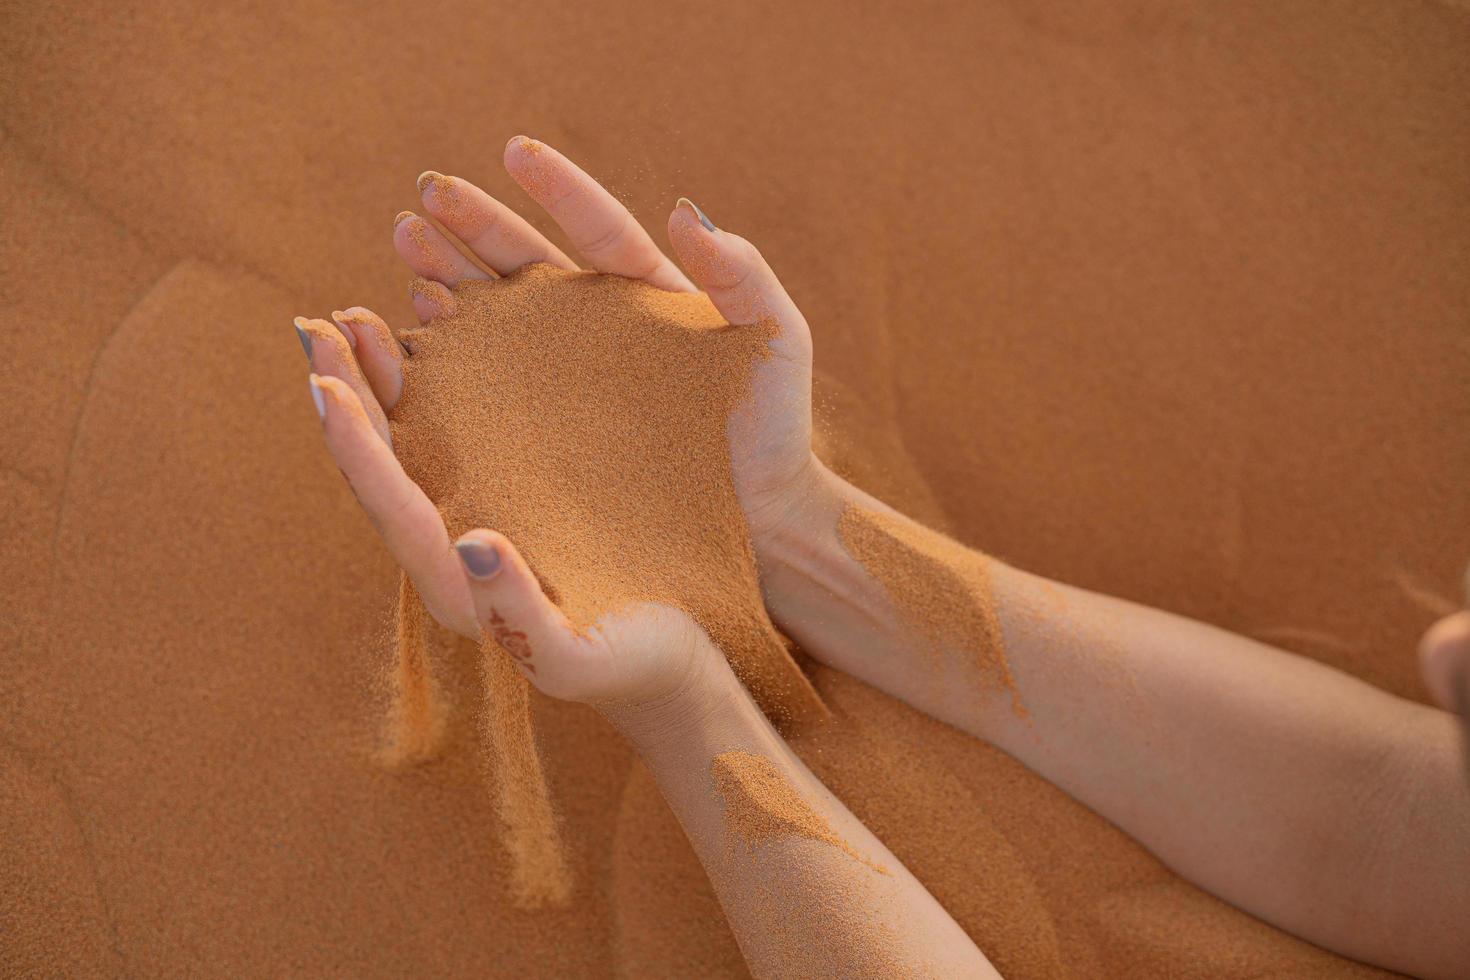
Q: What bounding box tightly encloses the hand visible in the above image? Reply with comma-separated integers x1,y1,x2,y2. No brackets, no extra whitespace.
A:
1419,565,1470,717
393,136,826,556
295,310,717,713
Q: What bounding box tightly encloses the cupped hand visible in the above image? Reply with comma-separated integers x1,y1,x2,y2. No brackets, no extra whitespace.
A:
300,135,830,710
392,136,823,552
296,311,715,714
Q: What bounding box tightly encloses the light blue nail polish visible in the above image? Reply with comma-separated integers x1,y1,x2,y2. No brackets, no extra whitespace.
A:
309,378,325,418
455,539,502,578
296,324,312,359
679,197,716,232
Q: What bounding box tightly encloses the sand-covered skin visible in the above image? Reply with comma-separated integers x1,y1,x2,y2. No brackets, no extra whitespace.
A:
391,264,825,730
6,1,1466,976
388,265,829,904
712,750,886,875
838,503,1022,716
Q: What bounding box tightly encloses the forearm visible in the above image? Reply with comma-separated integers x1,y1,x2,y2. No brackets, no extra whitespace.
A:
759,462,1470,978
602,653,999,980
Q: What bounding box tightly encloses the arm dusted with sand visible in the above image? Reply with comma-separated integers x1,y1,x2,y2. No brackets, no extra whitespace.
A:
304,319,1002,979
759,461,1470,980
303,140,1004,978
305,136,1468,976
604,653,1000,980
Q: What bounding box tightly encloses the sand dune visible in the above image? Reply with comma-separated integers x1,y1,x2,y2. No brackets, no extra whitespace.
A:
3,1,1466,975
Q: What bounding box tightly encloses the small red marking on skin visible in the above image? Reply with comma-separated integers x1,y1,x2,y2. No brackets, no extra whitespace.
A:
489,609,535,671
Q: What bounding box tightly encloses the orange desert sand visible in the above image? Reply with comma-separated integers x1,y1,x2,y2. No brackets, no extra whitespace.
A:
3,2,1468,977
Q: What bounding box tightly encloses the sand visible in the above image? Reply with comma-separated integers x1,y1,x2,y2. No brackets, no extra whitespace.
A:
387,266,825,903
384,573,449,765
390,265,824,731
712,750,886,876
839,503,1022,716
4,1,1467,977
478,634,573,908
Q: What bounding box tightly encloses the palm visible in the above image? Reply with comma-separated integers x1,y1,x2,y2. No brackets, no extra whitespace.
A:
299,137,814,710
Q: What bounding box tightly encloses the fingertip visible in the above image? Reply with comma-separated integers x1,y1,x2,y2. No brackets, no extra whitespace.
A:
312,371,353,403
409,277,458,320
1420,611,1470,711
293,316,313,359
308,372,325,418
337,306,395,340
455,529,505,580
504,134,542,161
418,171,458,207
334,306,405,378
298,317,364,381
312,373,370,430
503,135,561,205
675,196,717,232
328,310,358,350
394,209,416,228
668,205,737,288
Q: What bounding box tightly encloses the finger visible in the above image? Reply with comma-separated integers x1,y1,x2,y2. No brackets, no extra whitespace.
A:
1419,610,1470,713
417,171,576,276
310,374,475,635
503,136,696,293
666,198,813,364
330,307,404,411
408,277,458,325
295,317,390,443
393,210,492,288
453,529,579,681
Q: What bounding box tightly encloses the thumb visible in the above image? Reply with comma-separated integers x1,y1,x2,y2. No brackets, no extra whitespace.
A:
1419,610,1470,714
453,529,575,681
453,528,576,908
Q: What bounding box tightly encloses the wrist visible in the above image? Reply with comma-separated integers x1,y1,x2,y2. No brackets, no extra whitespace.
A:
597,644,752,756
751,456,850,573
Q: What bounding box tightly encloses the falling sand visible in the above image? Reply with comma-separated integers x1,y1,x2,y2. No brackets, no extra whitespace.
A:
8,4,1463,974
479,635,573,907
387,264,829,904
712,750,887,876
838,503,1024,717
381,573,448,766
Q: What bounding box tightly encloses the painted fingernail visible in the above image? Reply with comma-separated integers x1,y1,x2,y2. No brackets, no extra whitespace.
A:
394,210,416,228
293,317,313,359
308,375,325,418
329,311,358,350
455,539,503,579
417,170,444,193
678,197,716,232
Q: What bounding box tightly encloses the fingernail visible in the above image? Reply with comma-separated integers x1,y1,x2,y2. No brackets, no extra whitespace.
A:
417,170,443,193
308,375,325,418
509,135,544,155
678,197,716,232
394,210,416,228
329,311,358,350
455,539,502,579
293,317,313,359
